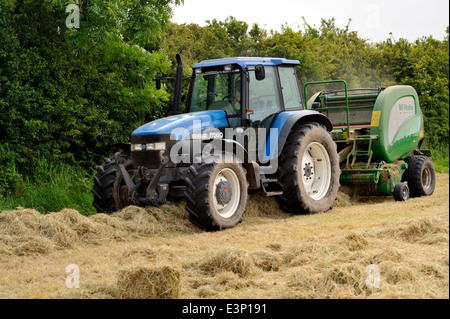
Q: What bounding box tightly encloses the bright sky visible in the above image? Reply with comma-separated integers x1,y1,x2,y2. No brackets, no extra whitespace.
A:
171,0,449,43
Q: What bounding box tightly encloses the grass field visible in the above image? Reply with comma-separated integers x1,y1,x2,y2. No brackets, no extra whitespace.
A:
0,174,448,299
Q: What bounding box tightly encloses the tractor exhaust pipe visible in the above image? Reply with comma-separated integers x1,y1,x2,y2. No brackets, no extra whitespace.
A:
172,54,183,115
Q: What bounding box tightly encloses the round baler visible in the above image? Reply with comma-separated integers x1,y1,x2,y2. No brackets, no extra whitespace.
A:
306,82,436,201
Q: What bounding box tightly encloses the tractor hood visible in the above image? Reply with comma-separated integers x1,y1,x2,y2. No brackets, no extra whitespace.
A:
131,110,229,141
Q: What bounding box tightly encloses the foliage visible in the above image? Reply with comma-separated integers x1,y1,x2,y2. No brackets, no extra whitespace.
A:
374,31,449,145
0,157,95,214
0,0,181,194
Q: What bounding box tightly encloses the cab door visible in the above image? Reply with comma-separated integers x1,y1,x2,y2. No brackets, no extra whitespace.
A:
246,66,283,162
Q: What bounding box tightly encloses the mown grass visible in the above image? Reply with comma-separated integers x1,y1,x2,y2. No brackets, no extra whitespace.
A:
0,160,95,215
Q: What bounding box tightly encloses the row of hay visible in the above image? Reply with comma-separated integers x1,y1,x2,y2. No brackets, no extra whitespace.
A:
0,186,362,257
0,204,196,256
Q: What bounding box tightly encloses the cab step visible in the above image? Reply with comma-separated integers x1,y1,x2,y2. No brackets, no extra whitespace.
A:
261,178,283,196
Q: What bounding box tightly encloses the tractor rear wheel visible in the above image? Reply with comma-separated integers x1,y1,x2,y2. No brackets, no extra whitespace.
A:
92,152,133,213
402,155,436,197
184,154,248,231
277,123,340,214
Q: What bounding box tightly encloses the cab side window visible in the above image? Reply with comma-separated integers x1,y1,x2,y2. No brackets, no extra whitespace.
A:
248,66,281,127
278,66,303,109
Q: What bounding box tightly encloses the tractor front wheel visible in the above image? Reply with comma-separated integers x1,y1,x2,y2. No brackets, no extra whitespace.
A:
184,154,248,231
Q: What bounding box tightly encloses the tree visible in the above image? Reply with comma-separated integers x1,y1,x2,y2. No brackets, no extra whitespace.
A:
0,0,182,194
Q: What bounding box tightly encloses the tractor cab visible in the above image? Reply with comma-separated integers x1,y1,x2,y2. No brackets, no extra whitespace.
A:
187,57,305,160
188,58,303,126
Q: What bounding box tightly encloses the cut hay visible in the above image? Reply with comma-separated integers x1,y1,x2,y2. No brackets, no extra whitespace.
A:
1,174,448,299
0,205,198,256
398,218,448,241
373,213,449,243
343,232,369,251
245,193,288,218
115,265,181,299
197,249,255,277
251,250,281,272
334,187,353,207
380,261,417,284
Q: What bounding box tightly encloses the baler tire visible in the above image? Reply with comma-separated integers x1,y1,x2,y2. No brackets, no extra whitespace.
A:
402,155,436,197
92,152,132,213
184,155,248,231
393,183,410,201
276,123,340,215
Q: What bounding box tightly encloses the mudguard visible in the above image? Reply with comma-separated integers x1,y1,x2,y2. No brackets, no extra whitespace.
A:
264,110,333,162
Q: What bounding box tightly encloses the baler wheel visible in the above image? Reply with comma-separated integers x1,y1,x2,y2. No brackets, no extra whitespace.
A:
402,155,436,197
393,183,410,201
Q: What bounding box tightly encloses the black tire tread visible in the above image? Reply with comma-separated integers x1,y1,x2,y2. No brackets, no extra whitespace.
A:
276,122,340,215
402,155,436,197
92,153,130,213
184,162,218,230
184,158,247,231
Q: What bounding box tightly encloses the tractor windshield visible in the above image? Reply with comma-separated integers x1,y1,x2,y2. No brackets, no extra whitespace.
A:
188,69,241,117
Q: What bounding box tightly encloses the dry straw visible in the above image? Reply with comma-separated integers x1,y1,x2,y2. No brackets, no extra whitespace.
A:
115,264,181,299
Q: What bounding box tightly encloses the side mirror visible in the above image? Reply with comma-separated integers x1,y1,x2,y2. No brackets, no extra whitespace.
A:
154,74,162,90
255,64,265,81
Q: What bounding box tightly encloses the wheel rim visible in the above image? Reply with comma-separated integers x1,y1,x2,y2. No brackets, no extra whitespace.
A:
300,142,332,201
212,168,240,219
422,166,432,190
117,169,135,209
401,185,409,200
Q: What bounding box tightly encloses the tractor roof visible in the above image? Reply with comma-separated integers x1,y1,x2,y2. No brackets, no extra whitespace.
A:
193,57,300,69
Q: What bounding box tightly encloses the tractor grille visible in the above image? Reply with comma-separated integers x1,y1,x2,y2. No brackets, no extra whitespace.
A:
130,134,177,169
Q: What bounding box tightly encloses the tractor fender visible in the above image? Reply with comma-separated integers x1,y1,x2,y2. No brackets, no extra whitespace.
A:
194,139,261,189
265,111,333,161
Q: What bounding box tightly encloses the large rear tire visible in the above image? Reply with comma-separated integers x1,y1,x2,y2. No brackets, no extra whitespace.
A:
92,152,133,213
276,123,340,214
402,155,436,197
184,154,248,231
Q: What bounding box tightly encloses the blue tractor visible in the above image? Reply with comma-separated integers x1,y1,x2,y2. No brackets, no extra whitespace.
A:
92,55,340,231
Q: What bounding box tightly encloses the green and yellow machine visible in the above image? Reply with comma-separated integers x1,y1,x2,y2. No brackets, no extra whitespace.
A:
305,80,436,201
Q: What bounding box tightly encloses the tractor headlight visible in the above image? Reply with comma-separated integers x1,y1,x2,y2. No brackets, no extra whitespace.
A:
132,144,143,151
154,142,166,150
132,143,166,151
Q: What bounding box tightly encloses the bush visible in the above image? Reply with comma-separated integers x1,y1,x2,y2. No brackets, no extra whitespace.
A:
0,157,95,215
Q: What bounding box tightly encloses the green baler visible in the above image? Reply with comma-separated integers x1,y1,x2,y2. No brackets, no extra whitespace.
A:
305,81,436,201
